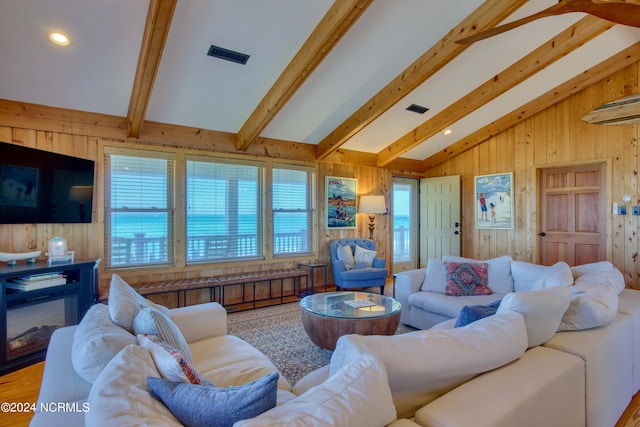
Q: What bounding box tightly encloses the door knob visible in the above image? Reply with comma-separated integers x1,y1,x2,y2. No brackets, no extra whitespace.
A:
538,232,546,237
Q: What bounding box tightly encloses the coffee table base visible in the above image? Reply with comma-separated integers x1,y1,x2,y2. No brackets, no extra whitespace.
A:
300,308,400,351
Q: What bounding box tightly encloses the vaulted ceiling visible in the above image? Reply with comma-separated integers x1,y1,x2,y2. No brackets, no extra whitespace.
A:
1,0,639,172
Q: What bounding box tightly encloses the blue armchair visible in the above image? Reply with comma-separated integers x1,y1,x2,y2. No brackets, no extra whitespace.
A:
329,239,388,294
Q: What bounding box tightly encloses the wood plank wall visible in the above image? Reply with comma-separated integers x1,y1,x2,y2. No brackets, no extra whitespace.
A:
426,61,640,288
0,122,406,303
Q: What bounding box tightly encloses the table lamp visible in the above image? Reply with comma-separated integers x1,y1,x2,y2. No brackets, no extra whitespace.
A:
358,195,387,240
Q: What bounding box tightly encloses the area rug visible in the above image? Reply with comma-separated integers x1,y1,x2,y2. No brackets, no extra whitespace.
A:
227,302,414,386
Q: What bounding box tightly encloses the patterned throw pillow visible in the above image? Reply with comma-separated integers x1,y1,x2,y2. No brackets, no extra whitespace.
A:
138,334,212,386
444,261,491,296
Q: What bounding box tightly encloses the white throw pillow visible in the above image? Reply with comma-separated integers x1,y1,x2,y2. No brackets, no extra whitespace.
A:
421,258,447,293
443,255,514,294
354,245,377,267
337,245,355,270
87,344,180,426
71,303,137,384
108,273,171,331
510,261,573,292
133,307,192,362
497,286,572,347
558,287,618,331
570,261,616,279
235,353,397,427
329,311,527,418
572,268,625,295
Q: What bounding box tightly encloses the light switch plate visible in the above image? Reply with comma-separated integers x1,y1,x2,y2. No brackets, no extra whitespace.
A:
620,206,627,215
633,206,640,216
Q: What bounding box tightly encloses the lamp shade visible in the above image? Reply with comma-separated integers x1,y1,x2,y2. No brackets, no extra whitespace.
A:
358,195,387,214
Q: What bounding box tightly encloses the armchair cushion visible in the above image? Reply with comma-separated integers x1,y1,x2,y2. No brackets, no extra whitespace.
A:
354,245,377,267
337,245,355,270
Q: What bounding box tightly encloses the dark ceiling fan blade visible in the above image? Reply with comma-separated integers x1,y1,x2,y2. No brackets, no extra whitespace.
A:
456,2,574,45
583,2,640,28
456,0,640,45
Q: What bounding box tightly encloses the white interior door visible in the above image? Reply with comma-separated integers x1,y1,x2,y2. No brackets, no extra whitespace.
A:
419,175,461,267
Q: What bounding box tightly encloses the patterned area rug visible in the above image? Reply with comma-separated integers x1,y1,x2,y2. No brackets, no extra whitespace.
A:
227,301,415,386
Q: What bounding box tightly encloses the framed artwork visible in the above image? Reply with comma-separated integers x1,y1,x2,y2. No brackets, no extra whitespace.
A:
474,172,513,229
325,176,357,229
0,164,38,208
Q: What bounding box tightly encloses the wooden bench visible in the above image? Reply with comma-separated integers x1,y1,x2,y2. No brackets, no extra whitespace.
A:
136,269,309,309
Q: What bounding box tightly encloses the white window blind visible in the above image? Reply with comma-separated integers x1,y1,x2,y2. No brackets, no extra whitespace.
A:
186,158,263,263
272,164,316,257
104,150,174,268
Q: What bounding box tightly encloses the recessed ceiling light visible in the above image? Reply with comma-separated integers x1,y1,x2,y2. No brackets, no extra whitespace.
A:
49,32,69,46
443,129,453,136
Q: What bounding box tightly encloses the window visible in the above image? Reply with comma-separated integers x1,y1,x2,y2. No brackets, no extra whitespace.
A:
272,164,316,257
186,157,263,263
104,149,174,268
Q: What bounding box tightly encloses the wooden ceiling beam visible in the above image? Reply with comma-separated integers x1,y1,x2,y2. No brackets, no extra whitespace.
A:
126,0,177,139
376,15,612,167
236,0,373,151
314,0,529,160
422,42,640,170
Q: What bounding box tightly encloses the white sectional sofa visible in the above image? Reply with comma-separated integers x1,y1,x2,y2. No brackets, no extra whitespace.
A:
32,261,640,427
384,257,640,426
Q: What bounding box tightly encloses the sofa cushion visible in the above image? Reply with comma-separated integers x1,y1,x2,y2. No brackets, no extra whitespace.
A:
108,273,171,331
443,255,514,294
558,287,618,331
407,291,503,319
337,245,355,270
71,303,137,384
86,344,181,426
235,353,397,427
571,260,616,279
497,286,572,347
133,307,192,362
511,261,573,292
572,266,625,295
189,334,292,392
338,267,388,281
354,244,377,267
147,372,278,427
138,334,211,385
421,258,447,293
444,261,491,296
454,299,502,327
329,311,527,418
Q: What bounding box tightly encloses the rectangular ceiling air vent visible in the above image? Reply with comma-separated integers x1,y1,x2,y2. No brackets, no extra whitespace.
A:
207,45,250,65
406,104,429,114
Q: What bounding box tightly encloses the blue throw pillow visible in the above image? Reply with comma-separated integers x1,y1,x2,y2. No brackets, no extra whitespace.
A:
455,299,502,328
147,371,278,427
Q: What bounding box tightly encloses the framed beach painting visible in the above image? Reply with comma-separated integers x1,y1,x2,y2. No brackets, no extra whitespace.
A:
474,172,513,229
325,176,357,229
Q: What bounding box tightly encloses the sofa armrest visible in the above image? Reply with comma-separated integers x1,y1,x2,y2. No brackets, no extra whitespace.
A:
170,302,227,343
395,269,426,306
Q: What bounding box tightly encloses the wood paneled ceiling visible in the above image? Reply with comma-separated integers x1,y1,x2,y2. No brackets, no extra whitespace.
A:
1,0,639,172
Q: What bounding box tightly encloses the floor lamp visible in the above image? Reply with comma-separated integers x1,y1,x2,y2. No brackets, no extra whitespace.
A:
358,195,387,240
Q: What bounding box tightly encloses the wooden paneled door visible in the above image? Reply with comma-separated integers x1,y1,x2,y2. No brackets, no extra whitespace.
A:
538,163,606,266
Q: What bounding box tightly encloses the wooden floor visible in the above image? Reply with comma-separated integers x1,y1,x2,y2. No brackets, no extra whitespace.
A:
0,361,44,427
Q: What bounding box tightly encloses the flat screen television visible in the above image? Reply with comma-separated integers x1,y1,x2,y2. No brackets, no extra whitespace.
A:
0,141,95,224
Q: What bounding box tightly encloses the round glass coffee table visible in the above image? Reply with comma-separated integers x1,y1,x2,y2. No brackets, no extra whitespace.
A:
299,291,401,350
